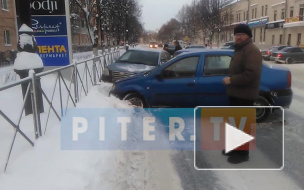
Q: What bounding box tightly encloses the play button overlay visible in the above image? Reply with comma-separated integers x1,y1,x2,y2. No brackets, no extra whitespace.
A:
194,107,284,170
225,122,255,153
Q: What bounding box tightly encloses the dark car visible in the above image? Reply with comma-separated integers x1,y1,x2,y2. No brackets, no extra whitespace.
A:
101,48,171,82
185,45,206,49
149,42,158,48
221,41,235,49
265,46,290,61
110,49,292,122
272,47,304,64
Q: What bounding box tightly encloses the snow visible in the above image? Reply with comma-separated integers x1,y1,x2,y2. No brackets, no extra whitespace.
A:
18,24,33,33
14,52,44,70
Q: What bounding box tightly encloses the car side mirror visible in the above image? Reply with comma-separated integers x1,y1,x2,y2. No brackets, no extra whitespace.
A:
155,73,163,80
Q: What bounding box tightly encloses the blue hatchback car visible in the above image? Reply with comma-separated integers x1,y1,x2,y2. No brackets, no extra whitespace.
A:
110,49,293,122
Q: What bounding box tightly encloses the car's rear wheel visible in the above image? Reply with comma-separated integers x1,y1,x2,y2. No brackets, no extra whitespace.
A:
254,96,271,123
286,57,294,64
123,93,147,108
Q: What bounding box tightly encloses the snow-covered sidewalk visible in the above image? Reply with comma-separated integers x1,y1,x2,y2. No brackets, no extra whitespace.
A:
0,83,182,190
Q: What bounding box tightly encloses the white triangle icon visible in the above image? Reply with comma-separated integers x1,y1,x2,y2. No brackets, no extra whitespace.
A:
225,123,254,154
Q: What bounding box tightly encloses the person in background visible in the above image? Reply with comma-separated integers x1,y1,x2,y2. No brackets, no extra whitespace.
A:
163,44,170,54
174,40,182,53
222,24,262,164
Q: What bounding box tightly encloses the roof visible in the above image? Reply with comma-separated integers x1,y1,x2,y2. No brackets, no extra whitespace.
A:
131,47,163,53
175,49,234,57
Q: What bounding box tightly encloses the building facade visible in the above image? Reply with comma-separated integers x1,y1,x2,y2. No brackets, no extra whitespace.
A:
0,0,17,52
220,0,304,49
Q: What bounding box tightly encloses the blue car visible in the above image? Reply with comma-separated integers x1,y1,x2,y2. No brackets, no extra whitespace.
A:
110,49,293,122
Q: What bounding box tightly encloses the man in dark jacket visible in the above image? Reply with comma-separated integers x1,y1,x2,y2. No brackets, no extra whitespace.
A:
222,24,262,164
174,40,182,53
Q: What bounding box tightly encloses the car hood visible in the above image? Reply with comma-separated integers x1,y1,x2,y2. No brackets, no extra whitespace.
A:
108,62,156,73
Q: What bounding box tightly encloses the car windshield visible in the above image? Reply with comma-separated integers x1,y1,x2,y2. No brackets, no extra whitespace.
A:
117,50,159,66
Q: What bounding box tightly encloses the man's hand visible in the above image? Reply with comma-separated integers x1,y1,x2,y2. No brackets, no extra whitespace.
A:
222,77,231,85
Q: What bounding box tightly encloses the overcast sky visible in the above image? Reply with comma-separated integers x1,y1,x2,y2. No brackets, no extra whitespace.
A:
139,0,192,31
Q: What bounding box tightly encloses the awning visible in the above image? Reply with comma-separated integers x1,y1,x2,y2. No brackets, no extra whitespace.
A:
265,20,285,29
284,21,304,28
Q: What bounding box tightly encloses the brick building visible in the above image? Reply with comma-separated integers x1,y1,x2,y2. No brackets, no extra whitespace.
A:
0,0,17,52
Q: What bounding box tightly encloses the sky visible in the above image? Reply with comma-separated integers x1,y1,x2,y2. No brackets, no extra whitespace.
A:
139,0,192,31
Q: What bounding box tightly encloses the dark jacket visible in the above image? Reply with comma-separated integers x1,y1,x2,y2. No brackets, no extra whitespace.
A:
227,38,262,100
174,45,182,52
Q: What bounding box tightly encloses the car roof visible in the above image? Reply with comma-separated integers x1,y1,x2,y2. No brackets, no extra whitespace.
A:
175,49,234,56
131,48,163,53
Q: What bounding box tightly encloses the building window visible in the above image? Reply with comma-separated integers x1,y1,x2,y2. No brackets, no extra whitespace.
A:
253,29,256,43
280,35,283,45
239,13,241,22
4,30,11,45
246,11,249,20
287,34,291,46
252,9,254,19
274,10,277,21
281,9,285,19
297,33,301,46
263,28,266,42
272,35,275,45
1,0,8,10
255,8,257,18
260,28,263,43
290,7,294,17
262,6,264,16
265,5,268,16
300,4,304,21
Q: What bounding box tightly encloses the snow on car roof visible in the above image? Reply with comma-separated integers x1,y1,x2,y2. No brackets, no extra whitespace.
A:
131,47,163,53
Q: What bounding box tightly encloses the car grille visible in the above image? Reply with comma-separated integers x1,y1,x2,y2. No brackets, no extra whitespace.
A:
111,71,135,82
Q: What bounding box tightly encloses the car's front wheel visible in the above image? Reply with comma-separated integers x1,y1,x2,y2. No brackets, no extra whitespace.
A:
254,96,271,123
123,93,147,108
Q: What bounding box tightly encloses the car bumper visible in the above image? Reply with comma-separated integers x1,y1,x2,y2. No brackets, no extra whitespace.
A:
262,55,270,60
101,74,112,82
275,57,285,64
271,89,293,108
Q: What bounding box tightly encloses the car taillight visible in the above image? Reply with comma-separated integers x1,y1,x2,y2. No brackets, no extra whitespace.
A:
288,71,292,88
267,51,270,55
277,54,282,57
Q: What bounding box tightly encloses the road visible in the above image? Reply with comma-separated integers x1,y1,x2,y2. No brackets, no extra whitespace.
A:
171,61,304,189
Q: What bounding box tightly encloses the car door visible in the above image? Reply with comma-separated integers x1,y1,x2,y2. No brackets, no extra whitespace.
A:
149,56,201,107
196,54,232,106
291,48,303,62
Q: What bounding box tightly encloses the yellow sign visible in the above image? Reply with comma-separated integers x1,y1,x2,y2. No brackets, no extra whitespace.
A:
285,16,300,23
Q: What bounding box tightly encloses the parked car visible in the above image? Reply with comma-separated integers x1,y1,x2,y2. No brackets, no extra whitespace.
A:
221,41,235,49
272,47,304,64
110,49,292,122
149,42,158,48
185,45,206,49
101,48,171,82
264,45,290,61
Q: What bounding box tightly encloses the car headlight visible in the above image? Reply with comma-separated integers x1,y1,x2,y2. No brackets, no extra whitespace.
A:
102,67,109,75
150,45,152,47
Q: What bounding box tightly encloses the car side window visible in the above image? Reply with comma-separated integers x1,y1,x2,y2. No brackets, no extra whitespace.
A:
292,48,302,53
160,51,171,64
162,56,199,79
204,55,231,76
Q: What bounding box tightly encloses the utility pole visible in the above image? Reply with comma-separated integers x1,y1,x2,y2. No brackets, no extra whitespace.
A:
283,0,288,45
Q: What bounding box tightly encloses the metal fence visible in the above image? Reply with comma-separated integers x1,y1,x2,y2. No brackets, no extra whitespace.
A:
0,49,120,172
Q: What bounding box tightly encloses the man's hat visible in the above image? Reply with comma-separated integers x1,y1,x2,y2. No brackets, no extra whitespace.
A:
234,24,252,38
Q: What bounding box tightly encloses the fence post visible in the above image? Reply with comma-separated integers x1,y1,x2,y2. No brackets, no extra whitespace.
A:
73,61,79,103
30,70,42,138
93,48,98,85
